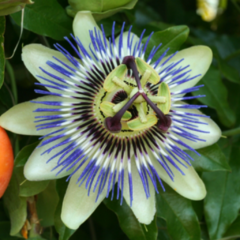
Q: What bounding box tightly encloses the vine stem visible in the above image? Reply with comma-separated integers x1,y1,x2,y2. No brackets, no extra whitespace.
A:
5,60,18,104
5,60,19,154
222,127,240,136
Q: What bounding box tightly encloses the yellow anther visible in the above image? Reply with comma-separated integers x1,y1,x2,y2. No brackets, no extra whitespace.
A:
112,99,128,113
157,82,171,114
136,103,147,123
148,95,166,103
141,70,152,87
104,64,127,92
112,77,131,94
100,101,132,121
135,57,160,84
127,114,158,131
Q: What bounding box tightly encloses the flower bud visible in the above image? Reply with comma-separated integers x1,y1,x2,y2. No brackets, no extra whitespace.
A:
66,0,137,20
0,0,33,16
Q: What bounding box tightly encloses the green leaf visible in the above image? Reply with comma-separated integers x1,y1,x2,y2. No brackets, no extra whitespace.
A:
142,25,189,62
0,16,5,88
10,0,72,40
36,181,59,227
54,178,75,240
218,57,240,84
203,140,240,239
3,172,27,236
192,67,235,127
15,167,49,197
211,47,240,84
156,185,201,240
223,214,240,239
225,81,240,125
157,218,171,240
186,144,231,172
104,197,158,240
15,141,39,167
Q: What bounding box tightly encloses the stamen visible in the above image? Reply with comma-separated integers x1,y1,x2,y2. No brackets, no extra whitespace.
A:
141,70,151,87
105,92,141,133
136,103,147,123
142,92,172,132
127,115,158,131
112,76,131,94
158,82,171,114
100,101,132,121
112,99,128,113
104,64,127,92
148,96,166,103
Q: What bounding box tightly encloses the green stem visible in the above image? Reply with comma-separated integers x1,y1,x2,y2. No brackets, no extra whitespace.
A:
224,49,240,61
5,61,19,155
222,127,240,136
5,60,17,104
3,82,15,106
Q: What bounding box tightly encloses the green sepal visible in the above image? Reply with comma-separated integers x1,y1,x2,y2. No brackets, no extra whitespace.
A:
157,82,171,114
103,64,127,92
100,101,132,121
135,57,160,84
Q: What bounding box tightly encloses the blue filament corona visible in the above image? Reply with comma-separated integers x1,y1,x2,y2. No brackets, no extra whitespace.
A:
33,22,209,206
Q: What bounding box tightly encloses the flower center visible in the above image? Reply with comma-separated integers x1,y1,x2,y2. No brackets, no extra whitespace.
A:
98,56,172,134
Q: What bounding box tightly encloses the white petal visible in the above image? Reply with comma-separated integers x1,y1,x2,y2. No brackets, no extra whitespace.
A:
123,159,156,225
24,137,73,181
61,162,108,229
22,44,77,93
73,11,101,55
161,46,212,92
171,104,221,149
115,31,139,57
151,157,206,200
0,95,72,136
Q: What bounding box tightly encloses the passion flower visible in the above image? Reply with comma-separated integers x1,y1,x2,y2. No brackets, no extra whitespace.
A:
0,11,221,229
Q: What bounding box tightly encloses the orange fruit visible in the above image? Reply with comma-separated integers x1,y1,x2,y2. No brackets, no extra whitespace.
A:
0,126,14,198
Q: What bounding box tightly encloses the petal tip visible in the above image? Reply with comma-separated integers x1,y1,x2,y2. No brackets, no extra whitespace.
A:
61,211,80,230
23,161,44,181
137,202,156,225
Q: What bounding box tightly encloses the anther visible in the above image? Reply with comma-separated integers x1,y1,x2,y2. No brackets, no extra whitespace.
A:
141,92,172,132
